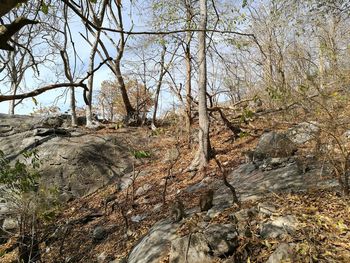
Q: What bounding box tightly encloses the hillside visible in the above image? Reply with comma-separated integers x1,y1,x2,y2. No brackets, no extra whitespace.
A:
0,112,349,263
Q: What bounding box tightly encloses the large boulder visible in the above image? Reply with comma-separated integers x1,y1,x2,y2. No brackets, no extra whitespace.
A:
127,217,238,263
169,223,238,262
255,131,297,159
127,219,180,263
0,114,134,197
169,233,212,263
202,224,238,256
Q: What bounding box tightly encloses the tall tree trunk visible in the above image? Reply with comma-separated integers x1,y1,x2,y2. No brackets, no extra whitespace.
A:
189,0,211,171
8,51,17,115
61,50,78,127
86,30,100,127
152,43,167,127
115,3,136,122
85,0,108,127
70,87,77,126
114,61,135,118
8,82,16,115
185,0,193,148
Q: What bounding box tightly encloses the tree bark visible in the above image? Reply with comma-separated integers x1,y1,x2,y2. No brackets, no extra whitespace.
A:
0,82,87,102
114,61,135,118
8,82,16,115
115,3,136,122
185,0,193,147
60,48,77,126
188,0,211,171
85,0,108,127
152,43,167,127
86,34,100,127
70,87,77,126
0,0,27,17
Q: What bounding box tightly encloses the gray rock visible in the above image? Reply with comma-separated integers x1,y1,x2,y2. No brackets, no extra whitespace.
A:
266,243,295,263
260,215,298,239
152,203,163,213
207,206,223,219
135,184,152,196
269,157,289,166
255,131,297,158
127,219,179,263
163,147,180,163
343,130,350,139
260,223,286,239
185,181,208,194
39,116,64,128
0,114,135,198
2,217,18,231
131,214,147,223
203,224,238,256
233,208,258,222
97,252,107,263
92,226,106,241
0,199,10,215
239,163,258,174
169,233,212,263
287,122,319,144
59,192,74,203
258,203,278,216
109,258,127,263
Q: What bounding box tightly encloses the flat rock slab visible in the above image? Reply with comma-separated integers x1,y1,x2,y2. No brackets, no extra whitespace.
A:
0,114,136,197
127,219,180,263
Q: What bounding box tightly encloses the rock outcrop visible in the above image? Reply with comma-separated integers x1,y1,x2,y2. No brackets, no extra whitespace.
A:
0,114,135,198
254,131,297,159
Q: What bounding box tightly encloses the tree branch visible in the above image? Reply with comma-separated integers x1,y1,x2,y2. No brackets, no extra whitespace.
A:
0,83,87,102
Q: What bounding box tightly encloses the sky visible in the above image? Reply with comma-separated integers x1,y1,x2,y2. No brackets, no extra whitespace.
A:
0,1,242,116
0,2,162,116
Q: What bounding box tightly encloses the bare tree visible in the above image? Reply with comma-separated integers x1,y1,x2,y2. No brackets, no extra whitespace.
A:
188,0,211,171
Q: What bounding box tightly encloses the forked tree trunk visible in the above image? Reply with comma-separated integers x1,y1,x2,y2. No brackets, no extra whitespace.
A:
85,0,108,127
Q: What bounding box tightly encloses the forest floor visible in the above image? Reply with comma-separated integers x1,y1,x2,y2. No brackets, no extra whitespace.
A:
1,112,350,262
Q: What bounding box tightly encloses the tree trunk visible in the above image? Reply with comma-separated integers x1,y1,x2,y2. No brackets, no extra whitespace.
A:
8,50,17,115
115,3,136,123
189,0,211,171
70,87,77,126
84,0,108,127
114,61,135,118
8,82,16,115
185,1,193,148
152,43,167,127
86,31,100,127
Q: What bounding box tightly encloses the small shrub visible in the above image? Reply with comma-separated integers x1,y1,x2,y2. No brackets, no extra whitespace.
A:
132,150,151,159
0,150,60,262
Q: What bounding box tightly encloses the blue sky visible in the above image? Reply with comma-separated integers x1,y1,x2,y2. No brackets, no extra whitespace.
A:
0,2,150,115
0,1,239,116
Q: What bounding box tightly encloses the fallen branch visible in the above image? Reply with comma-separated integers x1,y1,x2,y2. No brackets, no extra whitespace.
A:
214,155,240,206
